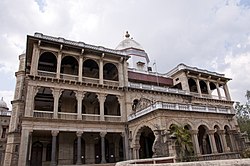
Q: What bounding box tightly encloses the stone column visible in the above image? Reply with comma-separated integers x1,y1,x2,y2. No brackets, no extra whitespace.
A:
121,132,126,160
18,129,32,166
206,80,212,98
76,91,85,120
118,58,124,87
133,144,140,159
100,132,107,163
208,130,218,154
98,94,106,121
117,96,124,121
99,56,104,84
52,88,62,119
56,52,62,79
191,130,201,156
30,44,40,75
123,61,128,87
51,130,59,166
228,130,237,152
223,83,231,101
216,83,222,100
218,130,230,152
195,78,202,96
78,56,83,82
24,85,36,117
76,131,83,165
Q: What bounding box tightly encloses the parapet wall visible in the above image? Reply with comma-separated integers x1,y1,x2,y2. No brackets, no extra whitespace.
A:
116,158,250,166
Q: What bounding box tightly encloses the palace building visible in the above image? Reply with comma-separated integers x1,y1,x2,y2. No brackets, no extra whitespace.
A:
3,32,242,166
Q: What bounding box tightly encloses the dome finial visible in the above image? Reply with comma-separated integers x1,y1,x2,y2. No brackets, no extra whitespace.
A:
125,31,130,38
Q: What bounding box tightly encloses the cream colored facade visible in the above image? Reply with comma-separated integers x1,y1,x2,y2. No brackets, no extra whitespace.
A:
3,32,242,166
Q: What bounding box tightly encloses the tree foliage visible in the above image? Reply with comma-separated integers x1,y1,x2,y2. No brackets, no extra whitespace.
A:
235,90,250,138
169,124,194,161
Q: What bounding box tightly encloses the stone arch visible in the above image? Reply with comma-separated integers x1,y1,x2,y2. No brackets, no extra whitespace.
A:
214,125,223,153
185,120,195,130
61,55,79,75
103,62,118,81
199,80,208,94
38,52,57,72
133,125,155,159
132,122,156,146
194,120,211,130
82,59,99,78
104,94,120,116
198,125,212,154
166,119,181,130
34,87,54,112
224,125,233,151
59,90,77,114
188,78,198,93
132,98,139,111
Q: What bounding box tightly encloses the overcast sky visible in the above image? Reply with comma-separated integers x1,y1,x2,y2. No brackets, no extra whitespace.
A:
1,0,250,109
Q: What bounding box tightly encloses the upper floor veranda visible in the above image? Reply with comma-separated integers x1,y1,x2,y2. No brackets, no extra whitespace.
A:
23,33,233,103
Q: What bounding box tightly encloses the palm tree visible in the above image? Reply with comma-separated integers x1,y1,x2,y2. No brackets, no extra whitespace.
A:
170,124,194,162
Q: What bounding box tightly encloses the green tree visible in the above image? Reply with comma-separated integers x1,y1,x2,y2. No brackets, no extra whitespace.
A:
235,90,250,138
169,124,194,162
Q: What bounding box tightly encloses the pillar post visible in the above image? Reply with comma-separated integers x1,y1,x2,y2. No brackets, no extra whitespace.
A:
206,80,212,98
228,130,237,152
24,85,37,117
78,55,83,82
51,130,59,166
30,44,40,75
75,91,85,120
52,88,62,119
190,130,201,156
208,130,218,154
18,129,32,166
100,132,107,163
123,60,128,87
195,78,202,97
56,52,62,79
118,57,124,87
223,83,231,100
76,131,83,165
117,96,124,121
97,93,106,121
216,83,222,100
218,130,230,152
133,144,140,159
99,54,104,84
121,132,128,160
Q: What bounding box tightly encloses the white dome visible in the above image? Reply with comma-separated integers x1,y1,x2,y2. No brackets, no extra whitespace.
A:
0,97,8,109
116,31,144,50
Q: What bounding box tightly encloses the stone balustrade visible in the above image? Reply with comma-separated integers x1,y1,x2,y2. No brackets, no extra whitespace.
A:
128,101,234,121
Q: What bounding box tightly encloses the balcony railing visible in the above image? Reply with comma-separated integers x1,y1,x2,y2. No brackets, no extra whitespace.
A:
0,110,11,116
37,70,56,78
82,114,100,121
34,110,53,119
58,112,78,120
128,101,234,121
104,115,121,122
82,76,99,84
104,80,119,86
60,73,78,81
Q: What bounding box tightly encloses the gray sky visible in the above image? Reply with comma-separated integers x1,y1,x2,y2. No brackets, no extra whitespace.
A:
1,0,250,109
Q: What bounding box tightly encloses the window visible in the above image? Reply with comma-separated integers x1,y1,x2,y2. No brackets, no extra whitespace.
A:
1,127,7,138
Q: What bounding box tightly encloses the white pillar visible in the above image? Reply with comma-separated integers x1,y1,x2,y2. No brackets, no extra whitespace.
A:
216,83,222,100
99,57,104,84
195,78,202,97
30,44,40,75
76,91,85,120
206,80,212,98
191,130,201,156
51,130,59,166
76,131,83,165
18,129,32,166
25,85,37,117
218,130,230,152
56,52,62,79
52,88,62,119
98,94,106,121
119,58,124,87
78,56,83,82
223,83,231,101
208,130,218,154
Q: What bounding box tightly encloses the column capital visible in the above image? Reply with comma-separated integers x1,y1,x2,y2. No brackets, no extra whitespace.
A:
120,132,125,137
100,132,107,138
190,130,198,135
97,93,107,101
52,88,62,97
75,91,86,100
207,130,215,135
217,130,225,135
51,130,59,137
76,131,83,137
